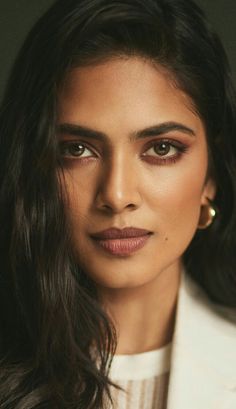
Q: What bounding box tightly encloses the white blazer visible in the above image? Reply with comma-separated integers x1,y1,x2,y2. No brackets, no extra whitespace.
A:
167,272,236,409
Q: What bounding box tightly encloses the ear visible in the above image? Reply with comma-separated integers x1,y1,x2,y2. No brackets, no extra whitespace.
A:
200,178,216,205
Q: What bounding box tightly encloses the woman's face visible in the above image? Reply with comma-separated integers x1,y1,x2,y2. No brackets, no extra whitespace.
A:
57,57,215,289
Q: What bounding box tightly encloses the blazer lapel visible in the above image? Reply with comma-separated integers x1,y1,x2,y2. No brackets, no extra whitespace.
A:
167,271,236,409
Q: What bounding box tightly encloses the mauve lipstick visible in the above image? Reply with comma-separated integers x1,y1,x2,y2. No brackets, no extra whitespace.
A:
90,227,152,256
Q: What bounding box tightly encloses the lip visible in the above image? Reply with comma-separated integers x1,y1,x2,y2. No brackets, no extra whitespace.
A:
90,227,152,256
91,227,152,239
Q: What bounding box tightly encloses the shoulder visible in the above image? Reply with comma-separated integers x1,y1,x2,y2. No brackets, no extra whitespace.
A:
181,271,236,333
174,270,236,368
169,271,236,409
172,270,236,390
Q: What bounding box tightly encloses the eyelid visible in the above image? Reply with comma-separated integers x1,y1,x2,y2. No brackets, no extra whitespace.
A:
58,136,189,164
140,137,189,165
142,137,187,152
59,140,98,158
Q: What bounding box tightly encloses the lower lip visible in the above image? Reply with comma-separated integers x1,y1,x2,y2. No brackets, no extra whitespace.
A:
92,235,150,256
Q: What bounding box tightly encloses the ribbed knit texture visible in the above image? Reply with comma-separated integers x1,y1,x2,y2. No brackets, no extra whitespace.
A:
109,343,171,409
110,372,169,408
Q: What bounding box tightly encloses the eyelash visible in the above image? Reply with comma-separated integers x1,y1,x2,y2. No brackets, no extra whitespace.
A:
58,139,189,165
141,139,189,165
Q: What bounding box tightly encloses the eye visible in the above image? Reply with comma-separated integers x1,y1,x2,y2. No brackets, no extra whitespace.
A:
59,141,95,158
145,141,178,157
142,139,188,164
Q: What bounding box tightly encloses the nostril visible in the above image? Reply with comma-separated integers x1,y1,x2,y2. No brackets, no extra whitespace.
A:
126,203,138,209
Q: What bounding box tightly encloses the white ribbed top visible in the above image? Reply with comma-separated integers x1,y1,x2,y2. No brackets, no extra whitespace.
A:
109,343,172,409
110,342,171,380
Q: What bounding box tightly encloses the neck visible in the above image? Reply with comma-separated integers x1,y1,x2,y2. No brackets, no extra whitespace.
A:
98,263,181,355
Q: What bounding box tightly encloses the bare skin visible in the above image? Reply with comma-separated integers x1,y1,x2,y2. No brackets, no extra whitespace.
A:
57,57,215,354
98,262,180,353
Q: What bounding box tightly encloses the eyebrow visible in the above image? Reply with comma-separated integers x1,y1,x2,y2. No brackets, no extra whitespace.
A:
57,121,196,141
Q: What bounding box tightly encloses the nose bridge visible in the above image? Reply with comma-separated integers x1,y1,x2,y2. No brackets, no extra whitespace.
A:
96,148,141,212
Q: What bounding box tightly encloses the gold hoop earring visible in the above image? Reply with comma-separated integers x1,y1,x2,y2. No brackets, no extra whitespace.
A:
197,203,216,230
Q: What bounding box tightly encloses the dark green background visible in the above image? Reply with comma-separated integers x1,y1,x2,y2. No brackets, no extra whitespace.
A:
0,0,236,101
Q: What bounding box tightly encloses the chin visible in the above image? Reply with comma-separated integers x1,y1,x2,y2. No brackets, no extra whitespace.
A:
83,263,161,290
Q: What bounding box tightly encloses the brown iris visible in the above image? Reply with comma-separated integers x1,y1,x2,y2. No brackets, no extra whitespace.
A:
154,142,171,156
60,142,85,157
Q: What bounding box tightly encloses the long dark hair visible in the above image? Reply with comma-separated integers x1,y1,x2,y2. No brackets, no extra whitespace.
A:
0,0,236,407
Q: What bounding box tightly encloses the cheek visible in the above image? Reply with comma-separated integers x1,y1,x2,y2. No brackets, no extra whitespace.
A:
60,169,97,226
144,163,206,233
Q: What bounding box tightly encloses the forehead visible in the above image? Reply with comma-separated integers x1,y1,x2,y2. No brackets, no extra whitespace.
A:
57,57,203,137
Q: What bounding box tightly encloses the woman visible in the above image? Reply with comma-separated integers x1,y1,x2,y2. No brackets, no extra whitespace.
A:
0,0,235,408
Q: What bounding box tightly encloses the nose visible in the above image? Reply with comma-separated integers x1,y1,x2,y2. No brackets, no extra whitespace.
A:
95,153,142,214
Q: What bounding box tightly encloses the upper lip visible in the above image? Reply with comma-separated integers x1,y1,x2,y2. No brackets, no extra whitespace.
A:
91,227,152,240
